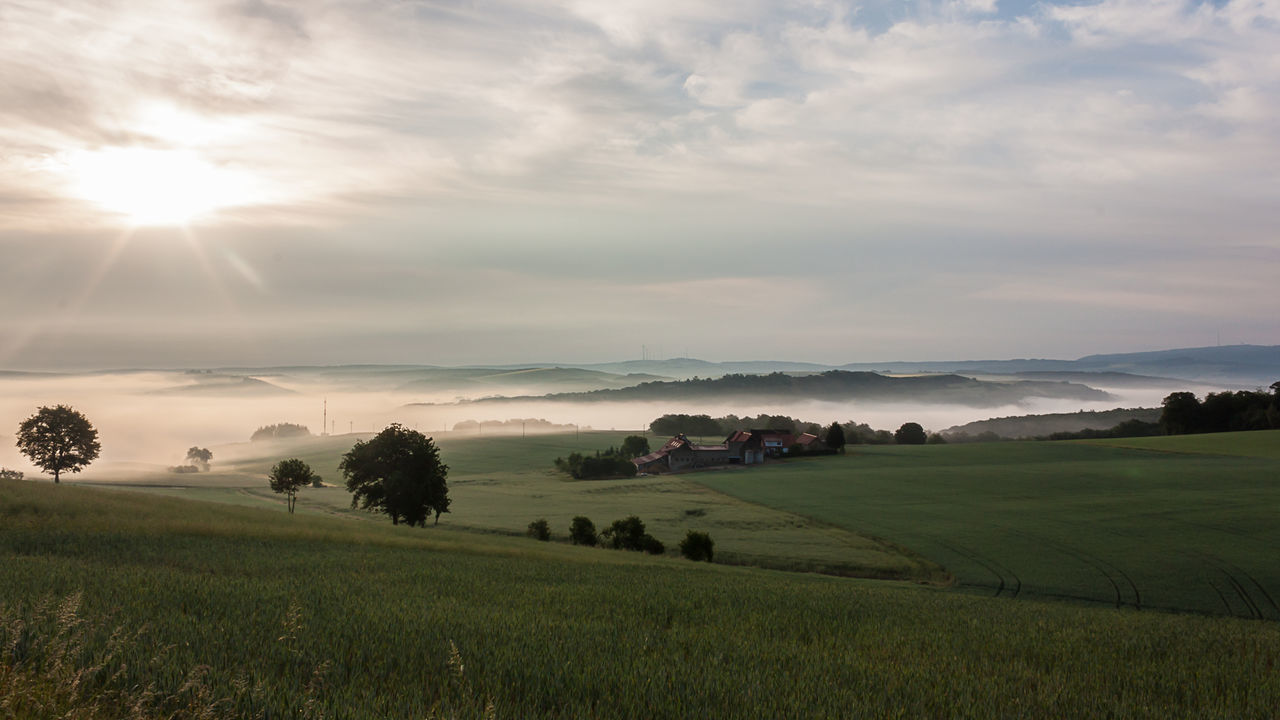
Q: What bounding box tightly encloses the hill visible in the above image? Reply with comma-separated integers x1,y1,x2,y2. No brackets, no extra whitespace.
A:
3,478,1279,718
464,371,1113,407
943,407,1161,439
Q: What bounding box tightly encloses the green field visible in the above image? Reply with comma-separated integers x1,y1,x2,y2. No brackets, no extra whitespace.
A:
699,430,1280,618
86,431,943,582
4,478,1280,718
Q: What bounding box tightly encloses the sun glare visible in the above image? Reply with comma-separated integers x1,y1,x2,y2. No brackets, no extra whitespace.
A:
69,147,255,226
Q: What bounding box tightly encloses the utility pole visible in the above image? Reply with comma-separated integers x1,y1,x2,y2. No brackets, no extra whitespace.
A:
322,398,327,436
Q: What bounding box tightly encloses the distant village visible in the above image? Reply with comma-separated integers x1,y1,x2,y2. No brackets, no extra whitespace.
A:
633,429,826,474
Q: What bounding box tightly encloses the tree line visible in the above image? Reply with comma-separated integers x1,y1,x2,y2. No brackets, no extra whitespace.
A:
647,413,944,446
1159,384,1280,435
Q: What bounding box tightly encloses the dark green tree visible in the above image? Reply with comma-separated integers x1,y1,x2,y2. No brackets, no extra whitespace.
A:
1160,392,1203,435
185,446,213,471
340,424,450,526
894,422,927,445
569,516,598,546
602,515,663,554
825,422,846,453
679,530,715,562
619,435,651,459
16,405,101,484
268,458,316,514
527,518,551,541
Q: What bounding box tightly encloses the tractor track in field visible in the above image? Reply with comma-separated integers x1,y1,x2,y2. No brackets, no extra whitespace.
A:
1006,528,1139,610
1194,553,1278,620
928,536,1021,599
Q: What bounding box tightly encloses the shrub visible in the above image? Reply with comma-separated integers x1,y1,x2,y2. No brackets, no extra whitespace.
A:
569,516,597,546
602,516,647,551
553,452,637,480
642,535,665,555
527,519,551,541
0,468,23,480
602,516,664,555
679,531,715,562
168,465,200,474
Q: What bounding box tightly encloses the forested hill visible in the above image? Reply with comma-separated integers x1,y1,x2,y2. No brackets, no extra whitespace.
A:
943,407,1162,439
473,371,1114,407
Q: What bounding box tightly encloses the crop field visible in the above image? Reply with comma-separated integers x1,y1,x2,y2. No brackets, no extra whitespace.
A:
699,430,1280,618
3,478,1280,718
83,431,942,581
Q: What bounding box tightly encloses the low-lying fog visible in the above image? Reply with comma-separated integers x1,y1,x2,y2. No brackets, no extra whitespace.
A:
0,369,1206,478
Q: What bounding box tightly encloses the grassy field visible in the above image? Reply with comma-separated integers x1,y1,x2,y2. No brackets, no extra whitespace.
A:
84,431,943,582
698,430,1280,618
1089,429,1280,459
4,478,1280,718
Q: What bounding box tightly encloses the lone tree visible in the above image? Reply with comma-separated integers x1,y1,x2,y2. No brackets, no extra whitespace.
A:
186,446,213,471
679,530,715,562
894,422,928,445
340,424,450,526
825,421,846,454
16,405,101,484
268,458,316,514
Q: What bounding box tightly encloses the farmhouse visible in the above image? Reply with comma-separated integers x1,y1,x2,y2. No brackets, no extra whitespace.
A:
637,428,817,473
634,434,729,473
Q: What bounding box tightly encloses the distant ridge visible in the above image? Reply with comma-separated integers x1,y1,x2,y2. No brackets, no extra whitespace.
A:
451,371,1115,408
573,345,1278,386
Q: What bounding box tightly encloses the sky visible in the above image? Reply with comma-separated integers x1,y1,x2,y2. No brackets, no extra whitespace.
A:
2,0,1278,370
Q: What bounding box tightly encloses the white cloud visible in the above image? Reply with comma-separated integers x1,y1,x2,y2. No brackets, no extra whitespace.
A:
2,0,1279,366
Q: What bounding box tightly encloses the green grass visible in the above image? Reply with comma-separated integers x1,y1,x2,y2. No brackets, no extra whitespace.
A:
1088,429,1280,459
84,431,941,582
698,431,1280,618
4,478,1280,718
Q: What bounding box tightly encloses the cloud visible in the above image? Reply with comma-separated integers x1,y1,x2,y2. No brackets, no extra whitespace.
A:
1,0,1278,366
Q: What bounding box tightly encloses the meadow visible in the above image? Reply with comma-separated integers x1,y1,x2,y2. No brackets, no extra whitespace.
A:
699,430,1280,618
87,430,944,582
3,478,1280,718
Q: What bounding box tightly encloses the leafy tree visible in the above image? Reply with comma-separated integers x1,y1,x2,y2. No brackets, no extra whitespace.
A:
340,424,450,527
0,468,23,481
268,458,316,514
527,518,551,541
894,422,927,445
185,446,212,471
825,422,846,453
602,515,663,554
16,405,101,484
679,530,715,562
569,516,597,546
1160,392,1203,435
619,435,651,459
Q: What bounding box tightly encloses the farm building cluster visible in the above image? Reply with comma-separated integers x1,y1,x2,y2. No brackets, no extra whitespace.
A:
633,430,825,473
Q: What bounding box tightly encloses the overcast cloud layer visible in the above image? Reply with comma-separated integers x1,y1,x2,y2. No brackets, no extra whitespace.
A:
2,0,1278,369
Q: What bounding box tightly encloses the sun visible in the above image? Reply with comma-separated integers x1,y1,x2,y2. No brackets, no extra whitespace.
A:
68,147,255,226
